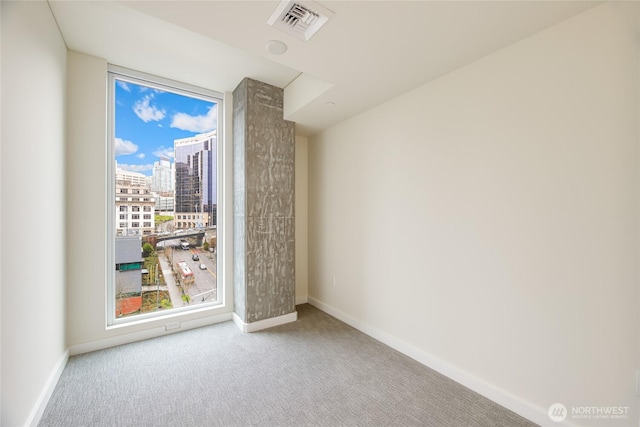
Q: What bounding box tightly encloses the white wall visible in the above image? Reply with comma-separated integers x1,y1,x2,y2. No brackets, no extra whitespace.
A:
308,3,639,426
66,52,308,349
66,52,238,352
295,135,309,304
1,2,68,425
65,51,109,350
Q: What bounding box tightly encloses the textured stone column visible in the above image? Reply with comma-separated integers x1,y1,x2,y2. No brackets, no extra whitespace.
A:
233,78,296,331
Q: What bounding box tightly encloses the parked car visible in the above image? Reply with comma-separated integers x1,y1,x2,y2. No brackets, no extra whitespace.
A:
199,263,207,270
192,254,199,261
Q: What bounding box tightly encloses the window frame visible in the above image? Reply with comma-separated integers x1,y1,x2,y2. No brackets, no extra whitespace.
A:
106,65,226,327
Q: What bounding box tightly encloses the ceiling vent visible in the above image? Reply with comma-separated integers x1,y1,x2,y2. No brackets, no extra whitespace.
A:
268,0,334,42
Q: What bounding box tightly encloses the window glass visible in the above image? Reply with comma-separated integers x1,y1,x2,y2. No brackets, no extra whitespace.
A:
109,68,222,324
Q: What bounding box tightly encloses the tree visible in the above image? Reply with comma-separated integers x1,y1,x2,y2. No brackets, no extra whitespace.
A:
142,242,155,257
203,241,209,252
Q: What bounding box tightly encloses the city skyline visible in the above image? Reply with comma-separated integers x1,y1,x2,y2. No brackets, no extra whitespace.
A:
114,78,218,176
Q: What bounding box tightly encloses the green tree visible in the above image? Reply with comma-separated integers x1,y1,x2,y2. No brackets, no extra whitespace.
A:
142,242,154,257
203,241,209,252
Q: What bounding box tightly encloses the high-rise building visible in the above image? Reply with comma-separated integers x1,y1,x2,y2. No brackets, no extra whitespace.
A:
151,156,174,193
115,165,156,236
153,191,174,215
174,130,217,228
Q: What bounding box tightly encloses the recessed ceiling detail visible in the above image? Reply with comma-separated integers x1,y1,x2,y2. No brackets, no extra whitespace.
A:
267,0,334,42
266,40,288,55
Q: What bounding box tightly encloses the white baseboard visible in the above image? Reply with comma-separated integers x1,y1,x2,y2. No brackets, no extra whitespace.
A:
307,297,569,427
295,295,308,305
27,349,69,427
68,312,233,356
33,299,572,427
233,310,298,333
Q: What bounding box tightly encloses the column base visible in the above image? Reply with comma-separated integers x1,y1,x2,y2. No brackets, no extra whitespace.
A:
232,310,298,333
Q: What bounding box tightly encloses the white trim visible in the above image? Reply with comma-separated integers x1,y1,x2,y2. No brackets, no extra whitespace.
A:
69,312,232,356
108,64,224,101
26,350,69,427
307,297,574,427
232,313,244,331
233,311,298,333
220,91,234,318
295,295,308,305
106,65,227,328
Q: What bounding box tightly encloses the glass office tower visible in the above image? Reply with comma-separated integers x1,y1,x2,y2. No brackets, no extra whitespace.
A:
174,130,217,228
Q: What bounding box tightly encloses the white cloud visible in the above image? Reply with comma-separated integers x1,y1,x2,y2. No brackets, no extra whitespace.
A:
117,81,131,92
115,137,138,156
118,163,153,173
153,146,174,159
133,95,165,123
171,104,217,133
136,153,145,159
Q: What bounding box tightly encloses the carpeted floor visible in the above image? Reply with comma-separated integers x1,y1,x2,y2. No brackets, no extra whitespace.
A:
39,304,538,427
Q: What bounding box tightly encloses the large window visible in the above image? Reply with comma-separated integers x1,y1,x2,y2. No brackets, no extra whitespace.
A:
108,66,223,325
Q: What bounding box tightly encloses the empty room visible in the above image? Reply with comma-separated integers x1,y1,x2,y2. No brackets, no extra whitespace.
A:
2,1,639,426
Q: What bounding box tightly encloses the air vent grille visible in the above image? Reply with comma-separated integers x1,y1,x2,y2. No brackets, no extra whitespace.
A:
283,3,319,31
268,0,334,42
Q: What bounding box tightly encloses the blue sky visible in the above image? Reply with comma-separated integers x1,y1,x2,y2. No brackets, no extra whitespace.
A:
114,79,217,176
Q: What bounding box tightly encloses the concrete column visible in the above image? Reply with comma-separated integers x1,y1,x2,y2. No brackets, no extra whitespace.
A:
233,78,297,331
